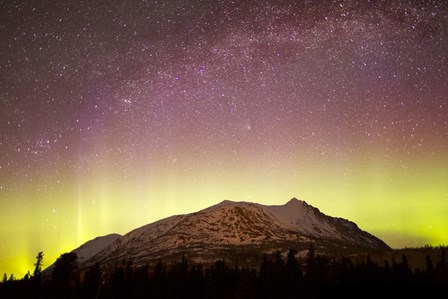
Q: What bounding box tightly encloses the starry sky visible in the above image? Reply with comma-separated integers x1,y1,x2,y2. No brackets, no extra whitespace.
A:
1,0,447,277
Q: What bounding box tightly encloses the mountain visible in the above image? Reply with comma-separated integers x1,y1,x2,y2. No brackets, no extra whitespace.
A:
43,233,121,274
82,199,389,269
72,233,121,264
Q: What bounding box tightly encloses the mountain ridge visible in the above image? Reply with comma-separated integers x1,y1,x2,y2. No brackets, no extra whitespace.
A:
43,233,121,275
81,198,389,269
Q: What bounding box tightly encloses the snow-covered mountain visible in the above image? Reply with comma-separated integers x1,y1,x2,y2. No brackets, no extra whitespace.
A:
83,199,389,269
73,233,121,264
43,233,121,275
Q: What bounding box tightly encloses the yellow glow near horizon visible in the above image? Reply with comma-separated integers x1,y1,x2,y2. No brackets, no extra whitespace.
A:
1,152,447,278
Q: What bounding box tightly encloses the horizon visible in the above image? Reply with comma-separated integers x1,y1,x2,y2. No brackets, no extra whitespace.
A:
1,0,447,278
3,196,446,278
39,196,447,274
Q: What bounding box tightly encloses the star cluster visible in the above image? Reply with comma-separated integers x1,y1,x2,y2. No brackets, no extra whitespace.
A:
1,0,447,276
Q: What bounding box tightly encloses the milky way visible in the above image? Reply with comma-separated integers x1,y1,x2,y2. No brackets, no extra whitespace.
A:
1,0,447,276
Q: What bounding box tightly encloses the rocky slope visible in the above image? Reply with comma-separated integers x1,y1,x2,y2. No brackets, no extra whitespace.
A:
82,199,389,268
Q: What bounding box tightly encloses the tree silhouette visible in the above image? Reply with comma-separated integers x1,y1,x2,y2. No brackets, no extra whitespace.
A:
82,262,102,299
33,251,44,278
149,260,166,298
205,260,237,299
31,251,44,298
285,249,303,298
51,252,79,298
435,247,446,273
236,267,258,299
426,255,434,273
3,245,448,298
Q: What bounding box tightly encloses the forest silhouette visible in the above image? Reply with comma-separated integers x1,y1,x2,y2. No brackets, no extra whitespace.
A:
1,245,447,298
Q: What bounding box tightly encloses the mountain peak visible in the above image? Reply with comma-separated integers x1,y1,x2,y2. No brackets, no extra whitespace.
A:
83,198,390,269
218,199,236,205
285,197,304,206
217,198,304,208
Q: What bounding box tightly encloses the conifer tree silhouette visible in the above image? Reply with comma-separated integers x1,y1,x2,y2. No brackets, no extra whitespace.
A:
51,252,79,298
33,251,44,278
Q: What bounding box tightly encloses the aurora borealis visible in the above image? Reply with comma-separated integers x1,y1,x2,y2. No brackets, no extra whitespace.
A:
1,0,447,277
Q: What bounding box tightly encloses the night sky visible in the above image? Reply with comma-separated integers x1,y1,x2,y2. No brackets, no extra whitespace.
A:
1,0,447,277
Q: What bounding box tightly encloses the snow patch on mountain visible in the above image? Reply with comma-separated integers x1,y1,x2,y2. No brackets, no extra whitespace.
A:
74,233,121,263
83,198,389,269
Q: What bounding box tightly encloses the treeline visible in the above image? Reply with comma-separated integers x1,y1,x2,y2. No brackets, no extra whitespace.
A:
1,246,447,298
